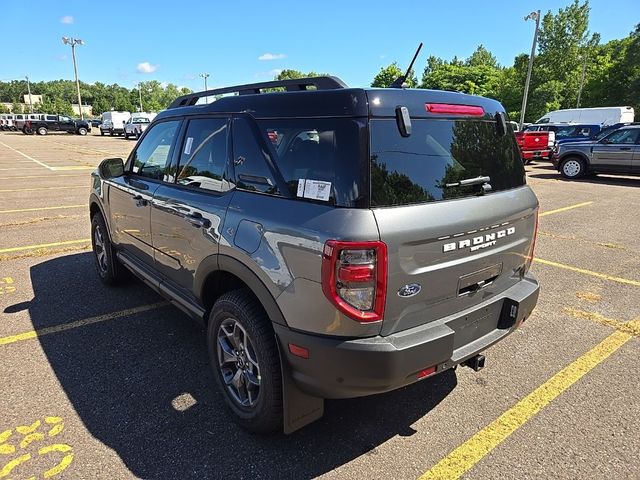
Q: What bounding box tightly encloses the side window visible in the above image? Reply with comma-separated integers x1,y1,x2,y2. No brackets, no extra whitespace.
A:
177,118,230,192
46,115,57,121
605,129,639,145
232,117,278,195
131,120,180,180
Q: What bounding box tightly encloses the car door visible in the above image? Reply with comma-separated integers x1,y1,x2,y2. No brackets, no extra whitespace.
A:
591,129,640,171
107,119,181,265
151,116,233,294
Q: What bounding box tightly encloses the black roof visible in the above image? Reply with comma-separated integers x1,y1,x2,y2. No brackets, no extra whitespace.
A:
155,76,506,122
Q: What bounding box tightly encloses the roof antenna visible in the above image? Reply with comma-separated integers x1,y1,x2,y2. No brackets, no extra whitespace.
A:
390,42,423,88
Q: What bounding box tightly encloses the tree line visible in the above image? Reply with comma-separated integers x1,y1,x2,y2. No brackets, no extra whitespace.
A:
1,1,636,122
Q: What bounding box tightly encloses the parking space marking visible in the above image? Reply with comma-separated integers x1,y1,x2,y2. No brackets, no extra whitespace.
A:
0,239,91,255
539,201,593,217
0,205,85,214
563,308,640,337
0,416,73,478
0,186,87,193
0,277,16,295
418,329,632,480
0,141,52,169
0,302,168,347
534,258,640,287
40,138,122,157
0,174,86,180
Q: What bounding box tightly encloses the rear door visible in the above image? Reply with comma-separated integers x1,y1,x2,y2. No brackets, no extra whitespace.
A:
151,116,233,293
370,116,537,336
108,119,181,265
591,128,639,170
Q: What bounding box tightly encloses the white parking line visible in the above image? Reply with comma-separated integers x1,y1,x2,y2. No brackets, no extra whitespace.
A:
0,141,52,169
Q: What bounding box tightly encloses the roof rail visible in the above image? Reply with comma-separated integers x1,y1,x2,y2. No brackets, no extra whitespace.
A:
167,76,348,109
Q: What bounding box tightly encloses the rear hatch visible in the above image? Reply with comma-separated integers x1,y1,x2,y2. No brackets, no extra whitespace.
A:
367,90,538,336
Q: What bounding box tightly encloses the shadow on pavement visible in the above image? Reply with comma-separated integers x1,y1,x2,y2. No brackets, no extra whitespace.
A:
527,171,640,187
19,253,457,479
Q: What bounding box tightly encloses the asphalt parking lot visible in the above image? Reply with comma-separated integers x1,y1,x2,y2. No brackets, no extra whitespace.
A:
0,130,638,480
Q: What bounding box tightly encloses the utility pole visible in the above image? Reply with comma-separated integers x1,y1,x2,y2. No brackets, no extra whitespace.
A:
199,73,210,103
62,37,85,119
25,75,33,113
519,10,540,130
576,55,587,108
138,83,144,113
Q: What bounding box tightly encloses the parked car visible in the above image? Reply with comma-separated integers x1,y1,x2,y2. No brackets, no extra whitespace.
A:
124,116,152,139
0,114,15,131
552,125,640,179
14,113,43,131
89,76,539,434
536,106,634,125
100,111,130,136
23,114,91,135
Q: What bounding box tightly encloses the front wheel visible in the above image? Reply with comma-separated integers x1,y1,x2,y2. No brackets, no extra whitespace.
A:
91,213,128,285
560,156,586,179
207,289,283,433
78,127,87,135
37,126,47,135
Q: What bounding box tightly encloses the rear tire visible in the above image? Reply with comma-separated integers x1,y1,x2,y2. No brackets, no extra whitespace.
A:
207,289,283,433
91,212,128,285
37,126,47,135
560,156,586,179
78,127,88,136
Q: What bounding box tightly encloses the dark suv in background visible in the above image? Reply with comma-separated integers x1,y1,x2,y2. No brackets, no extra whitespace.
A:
89,76,540,433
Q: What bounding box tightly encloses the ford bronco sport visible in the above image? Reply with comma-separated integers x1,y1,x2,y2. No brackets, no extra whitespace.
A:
89,76,540,433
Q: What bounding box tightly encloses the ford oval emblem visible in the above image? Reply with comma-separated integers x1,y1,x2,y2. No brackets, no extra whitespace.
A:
398,284,421,298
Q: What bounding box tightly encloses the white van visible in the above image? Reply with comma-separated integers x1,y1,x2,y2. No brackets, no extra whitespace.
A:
100,111,131,136
536,106,634,126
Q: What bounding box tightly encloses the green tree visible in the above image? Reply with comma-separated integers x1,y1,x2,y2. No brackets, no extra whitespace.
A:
11,101,22,113
371,62,417,88
466,45,499,68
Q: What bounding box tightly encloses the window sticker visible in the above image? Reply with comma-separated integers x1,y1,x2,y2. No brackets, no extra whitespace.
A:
296,179,331,201
184,137,194,155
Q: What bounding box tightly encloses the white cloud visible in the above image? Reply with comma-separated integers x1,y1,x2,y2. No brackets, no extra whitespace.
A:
60,15,74,24
258,53,286,61
137,62,158,74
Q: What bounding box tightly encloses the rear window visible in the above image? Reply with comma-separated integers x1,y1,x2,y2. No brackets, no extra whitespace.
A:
370,119,525,207
254,118,367,207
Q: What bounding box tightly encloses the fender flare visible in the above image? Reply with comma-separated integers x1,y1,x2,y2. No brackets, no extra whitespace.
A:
89,192,114,244
195,254,288,327
558,151,590,166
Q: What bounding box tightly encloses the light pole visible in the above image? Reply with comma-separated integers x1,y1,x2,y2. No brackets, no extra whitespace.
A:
199,72,210,103
62,37,85,119
576,55,588,108
138,83,144,112
25,75,33,113
519,10,540,131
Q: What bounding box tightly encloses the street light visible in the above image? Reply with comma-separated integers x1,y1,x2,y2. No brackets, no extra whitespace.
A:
519,10,541,131
199,73,210,103
62,37,85,119
576,55,588,108
25,75,33,113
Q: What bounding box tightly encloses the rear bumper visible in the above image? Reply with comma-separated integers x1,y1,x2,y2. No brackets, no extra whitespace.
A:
275,275,539,399
521,149,552,161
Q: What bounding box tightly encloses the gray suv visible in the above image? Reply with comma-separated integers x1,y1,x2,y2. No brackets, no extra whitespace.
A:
552,125,640,179
89,76,540,433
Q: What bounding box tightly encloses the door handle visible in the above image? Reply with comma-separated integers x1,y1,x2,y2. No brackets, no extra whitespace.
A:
619,147,632,151
132,195,148,207
186,213,211,229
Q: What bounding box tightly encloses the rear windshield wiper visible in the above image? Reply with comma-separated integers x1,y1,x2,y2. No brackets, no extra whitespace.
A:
445,176,491,188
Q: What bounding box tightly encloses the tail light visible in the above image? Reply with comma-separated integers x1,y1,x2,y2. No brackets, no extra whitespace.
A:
425,103,484,116
547,131,556,147
321,240,387,322
525,209,539,272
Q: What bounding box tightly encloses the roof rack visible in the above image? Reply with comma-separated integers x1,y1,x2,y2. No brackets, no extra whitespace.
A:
168,76,348,109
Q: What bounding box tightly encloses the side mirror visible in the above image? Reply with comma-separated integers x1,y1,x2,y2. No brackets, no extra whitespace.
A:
98,158,124,179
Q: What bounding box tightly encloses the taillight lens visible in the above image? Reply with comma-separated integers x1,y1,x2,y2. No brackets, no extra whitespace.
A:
547,131,556,147
525,209,539,272
321,240,387,322
425,103,485,116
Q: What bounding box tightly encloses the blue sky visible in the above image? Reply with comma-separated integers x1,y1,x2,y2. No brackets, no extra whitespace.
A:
0,1,637,91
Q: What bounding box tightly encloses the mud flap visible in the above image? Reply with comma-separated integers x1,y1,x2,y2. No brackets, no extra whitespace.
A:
276,341,324,434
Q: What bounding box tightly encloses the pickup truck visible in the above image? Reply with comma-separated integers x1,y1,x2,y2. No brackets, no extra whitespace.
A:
123,116,151,139
23,114,91,136
515,129,556,164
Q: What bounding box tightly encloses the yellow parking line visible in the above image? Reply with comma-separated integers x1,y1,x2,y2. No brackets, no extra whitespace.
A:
539,201,593,217
0,204,86,214
0,185,86,193
563,308,640,337
534,258,640,287
0,239,90,254
418,329,632,480
0,302,168,346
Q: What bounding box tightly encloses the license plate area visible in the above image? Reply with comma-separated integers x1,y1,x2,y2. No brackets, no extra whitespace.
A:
449,302,502,350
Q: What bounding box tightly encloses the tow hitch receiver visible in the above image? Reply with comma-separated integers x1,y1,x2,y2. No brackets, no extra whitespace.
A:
463,354,486,372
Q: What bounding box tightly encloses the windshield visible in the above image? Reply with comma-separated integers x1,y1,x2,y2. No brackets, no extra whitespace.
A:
370,118,525,207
